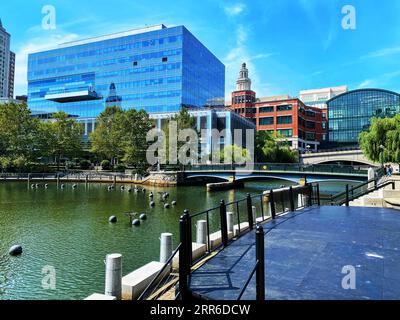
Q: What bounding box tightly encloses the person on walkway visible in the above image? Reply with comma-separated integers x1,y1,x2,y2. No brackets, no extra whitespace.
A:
388,165,393,177
384,165,389,177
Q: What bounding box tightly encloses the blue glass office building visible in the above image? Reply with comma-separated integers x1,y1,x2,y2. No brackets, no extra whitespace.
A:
27,25,225,133
328,88,400,146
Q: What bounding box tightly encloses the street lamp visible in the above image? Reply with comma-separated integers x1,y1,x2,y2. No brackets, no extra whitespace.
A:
379,145,385,167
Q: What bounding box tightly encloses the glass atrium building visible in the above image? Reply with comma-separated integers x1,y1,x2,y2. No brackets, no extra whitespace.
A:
27,24,225,133
327,89,400,147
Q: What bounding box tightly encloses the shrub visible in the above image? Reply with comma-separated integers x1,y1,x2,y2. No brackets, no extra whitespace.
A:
80,160,91,170
101,160,111,170
114,164,126,172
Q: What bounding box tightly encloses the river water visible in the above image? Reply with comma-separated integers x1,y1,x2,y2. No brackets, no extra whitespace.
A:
0,180,348,300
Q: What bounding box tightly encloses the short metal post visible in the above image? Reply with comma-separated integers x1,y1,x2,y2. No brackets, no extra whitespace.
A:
105,253,122,299
179,211,190,300
256,225,265,301
196,220,207,245
345,184,349,206
289,186,295,212
160,233,173,264
269,190,276,219
227,212,234,234
220,200,228,247
247,193,254,230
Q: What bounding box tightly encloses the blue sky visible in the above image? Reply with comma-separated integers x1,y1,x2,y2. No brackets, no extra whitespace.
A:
2,0,400,99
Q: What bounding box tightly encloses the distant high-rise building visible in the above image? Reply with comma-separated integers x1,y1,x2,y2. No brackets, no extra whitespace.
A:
8,51,15,98
299,86,348,110
0,19,15,98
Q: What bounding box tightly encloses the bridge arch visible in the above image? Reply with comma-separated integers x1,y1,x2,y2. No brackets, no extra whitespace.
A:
312,159,376,166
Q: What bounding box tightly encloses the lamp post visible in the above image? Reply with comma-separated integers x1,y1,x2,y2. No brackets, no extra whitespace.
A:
379,145,385,168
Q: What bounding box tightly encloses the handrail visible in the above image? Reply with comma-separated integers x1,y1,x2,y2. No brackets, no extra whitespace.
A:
330,180,396,206
237,261,259,300
137,243,182,301
330,178,375,201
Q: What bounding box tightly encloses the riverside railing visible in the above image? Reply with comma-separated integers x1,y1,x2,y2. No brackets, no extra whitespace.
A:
327,178,396,206
178,182,321,300
0,171,145,183
159,163,368,175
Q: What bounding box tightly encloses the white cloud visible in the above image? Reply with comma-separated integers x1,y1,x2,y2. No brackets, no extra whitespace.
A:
224,3,246,16
357,70,400,89
362,47,400,59
223,25,276,99
358,79,373,89
14,33,79,96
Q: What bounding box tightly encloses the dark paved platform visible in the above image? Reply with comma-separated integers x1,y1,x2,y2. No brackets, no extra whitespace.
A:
189,206,400,300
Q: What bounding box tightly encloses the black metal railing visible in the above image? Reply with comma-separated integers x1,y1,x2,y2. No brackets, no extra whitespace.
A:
237,225,265,300
178,182,320,300
327,178,396,206
137,243,181,300
157,163,369,175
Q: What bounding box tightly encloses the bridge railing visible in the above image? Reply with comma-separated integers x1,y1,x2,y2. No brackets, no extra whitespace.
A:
178,182,321,300
158,163,368,175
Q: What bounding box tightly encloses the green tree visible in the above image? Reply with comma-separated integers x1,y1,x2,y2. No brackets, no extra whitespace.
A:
41,112,84,169
90,106,125,164
121,109,152,171
359,115,400,164
255,131,298,163
0,102,41,166
217,144,252,163
161,108,196,164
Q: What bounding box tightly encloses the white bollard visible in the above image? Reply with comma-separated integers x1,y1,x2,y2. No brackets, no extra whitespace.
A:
227,212,234,233
298,193,306,208
368,167,375,189
196,220,207,245
160,233,173,264
252,206,257,223
134,173,138,181
105,253,122,299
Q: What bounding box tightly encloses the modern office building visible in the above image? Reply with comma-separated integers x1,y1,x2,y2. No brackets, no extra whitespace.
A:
27,24,225,137
0,97,25,105
0,19,15,98
151,108,256,156
327,88,400,147
299,86,348,110
227,63,326,151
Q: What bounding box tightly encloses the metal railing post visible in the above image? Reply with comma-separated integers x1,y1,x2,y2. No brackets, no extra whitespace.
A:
247,193,254,229
269,190,276,219
316,183,321,206
345,184,349,206
289,186,295,212
307,183,313,207
256,225,265,301
219,200,228,247
179,211,190,300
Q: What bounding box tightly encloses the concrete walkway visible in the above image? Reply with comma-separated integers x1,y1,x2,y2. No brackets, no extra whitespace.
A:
189,206,400,300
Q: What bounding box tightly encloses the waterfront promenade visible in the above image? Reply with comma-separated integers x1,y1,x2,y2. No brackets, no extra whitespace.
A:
189,205,400,300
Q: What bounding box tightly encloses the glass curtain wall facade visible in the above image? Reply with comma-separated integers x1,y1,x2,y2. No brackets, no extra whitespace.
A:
27,25,225,123
328,89,400,146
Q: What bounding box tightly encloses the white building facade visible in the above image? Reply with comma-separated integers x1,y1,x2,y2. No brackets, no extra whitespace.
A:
0,19,14,98
299,86,348,109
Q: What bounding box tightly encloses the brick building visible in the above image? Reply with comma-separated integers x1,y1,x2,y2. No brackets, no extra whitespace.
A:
226,63,328,151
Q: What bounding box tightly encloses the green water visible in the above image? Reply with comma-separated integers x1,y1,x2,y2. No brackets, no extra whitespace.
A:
0,180,348,300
